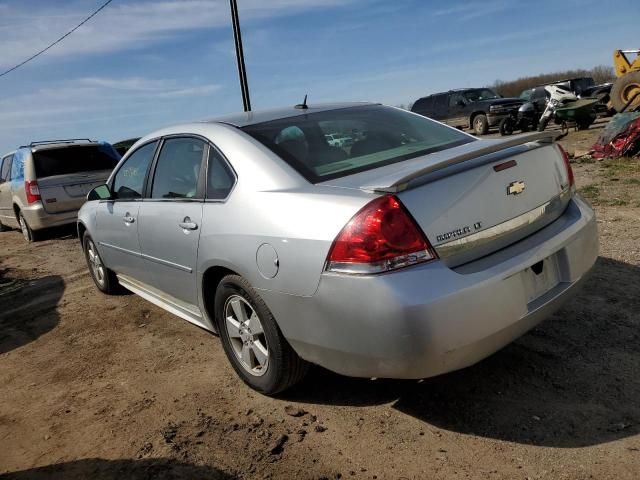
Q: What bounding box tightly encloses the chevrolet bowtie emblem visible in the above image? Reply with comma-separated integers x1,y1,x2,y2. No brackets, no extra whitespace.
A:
507,180,526,195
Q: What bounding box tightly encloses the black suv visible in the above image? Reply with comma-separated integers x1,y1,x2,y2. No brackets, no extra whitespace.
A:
411,88,524,135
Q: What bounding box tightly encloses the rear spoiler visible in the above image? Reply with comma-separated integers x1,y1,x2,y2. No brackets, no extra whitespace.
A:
365,131,561,193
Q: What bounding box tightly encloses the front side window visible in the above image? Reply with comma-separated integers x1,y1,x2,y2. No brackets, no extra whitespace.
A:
151,137,205,199
463,89,500,102
112,141,157,199
242,105,473,183
0,155,12,181
449,93,466,107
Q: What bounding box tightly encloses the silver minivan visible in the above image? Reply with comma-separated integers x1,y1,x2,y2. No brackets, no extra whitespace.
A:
0,139,120,241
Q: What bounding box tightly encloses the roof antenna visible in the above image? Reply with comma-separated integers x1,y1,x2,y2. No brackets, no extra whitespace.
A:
295,94,308,109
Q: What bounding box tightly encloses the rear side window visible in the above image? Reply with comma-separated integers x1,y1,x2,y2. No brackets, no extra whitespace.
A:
433,94,448,113
0,155,12,181
412,97,433,113
33,145,120,178
113,141,157,199
242,105,473,183
207,148,235,200
10,155,24,180
151,137,205,199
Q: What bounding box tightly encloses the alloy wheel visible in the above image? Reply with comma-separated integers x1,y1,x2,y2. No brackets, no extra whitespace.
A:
19,215,30,242
223,295,269,376
86,239,105,287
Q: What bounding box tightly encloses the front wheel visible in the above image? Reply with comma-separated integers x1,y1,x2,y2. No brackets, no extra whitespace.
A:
472,114,489,135
215,274,308,395
499,117,514,136
83,234,120,294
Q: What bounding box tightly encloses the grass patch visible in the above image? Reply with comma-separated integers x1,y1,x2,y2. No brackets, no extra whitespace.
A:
579,183,601,203
624,178,640,185
605,198,629,207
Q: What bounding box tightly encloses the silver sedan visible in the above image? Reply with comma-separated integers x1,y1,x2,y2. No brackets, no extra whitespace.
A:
78,103,598,394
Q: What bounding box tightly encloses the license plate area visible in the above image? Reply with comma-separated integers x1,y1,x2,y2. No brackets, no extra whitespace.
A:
521,254,561,303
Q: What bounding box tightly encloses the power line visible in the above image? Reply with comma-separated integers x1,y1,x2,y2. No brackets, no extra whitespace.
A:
0,0,115,79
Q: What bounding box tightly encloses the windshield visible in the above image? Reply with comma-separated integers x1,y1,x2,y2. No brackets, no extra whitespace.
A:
463,88,500,102
241,105,474,183
519,89,533,101
33,144,120,178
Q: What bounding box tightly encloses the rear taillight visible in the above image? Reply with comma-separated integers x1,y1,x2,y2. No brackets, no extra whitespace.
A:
325,195,437,274
25,180,41,204
557,144,575,190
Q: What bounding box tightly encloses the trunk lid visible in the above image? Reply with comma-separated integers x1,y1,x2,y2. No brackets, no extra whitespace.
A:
32,144,119,214
321,133,572,267
37,171,113,213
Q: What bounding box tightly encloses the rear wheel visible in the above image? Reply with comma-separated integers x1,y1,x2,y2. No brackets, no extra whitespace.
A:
472,114,489,135
215,274,308,395
83,234,120,294
18,212,35,242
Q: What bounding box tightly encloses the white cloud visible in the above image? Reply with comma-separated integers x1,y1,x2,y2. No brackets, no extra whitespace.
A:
0,0,353,69
0,76,221,129
432,0,513,21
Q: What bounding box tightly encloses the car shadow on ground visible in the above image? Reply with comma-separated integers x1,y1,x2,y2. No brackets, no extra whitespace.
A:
0,271,65,354
0,458,235,480
287,257,640,448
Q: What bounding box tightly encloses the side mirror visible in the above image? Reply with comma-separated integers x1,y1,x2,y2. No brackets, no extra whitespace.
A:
88,184,112,201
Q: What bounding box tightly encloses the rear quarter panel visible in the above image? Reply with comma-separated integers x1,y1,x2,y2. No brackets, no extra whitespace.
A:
188,123,375,298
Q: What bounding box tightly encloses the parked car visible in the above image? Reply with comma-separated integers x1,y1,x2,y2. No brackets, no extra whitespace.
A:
411,88,524,135
0,139,120,241
324,133,342,147
78,103,598,395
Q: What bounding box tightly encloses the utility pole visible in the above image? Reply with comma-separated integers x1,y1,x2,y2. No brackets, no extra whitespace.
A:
229,0,251,112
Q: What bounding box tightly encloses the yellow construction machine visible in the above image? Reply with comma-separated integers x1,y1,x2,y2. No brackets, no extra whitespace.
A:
611,49,640,112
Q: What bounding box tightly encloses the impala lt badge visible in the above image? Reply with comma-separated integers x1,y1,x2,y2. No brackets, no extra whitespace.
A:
507,180,526,196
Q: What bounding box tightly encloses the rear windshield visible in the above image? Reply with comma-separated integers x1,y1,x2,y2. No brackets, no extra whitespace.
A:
33,144,120,178
241,105,474,183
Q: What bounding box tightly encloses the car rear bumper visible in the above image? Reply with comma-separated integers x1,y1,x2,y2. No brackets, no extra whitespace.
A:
21,202,78,230
260,194,598,379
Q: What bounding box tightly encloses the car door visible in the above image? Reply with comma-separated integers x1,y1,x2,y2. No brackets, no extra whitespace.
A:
95,140,158,279
432,94,449,122
447,92,468,128
136,136,207,309
0,154,14,225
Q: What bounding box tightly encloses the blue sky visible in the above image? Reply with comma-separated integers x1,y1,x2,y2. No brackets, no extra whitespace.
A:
0,0,638,154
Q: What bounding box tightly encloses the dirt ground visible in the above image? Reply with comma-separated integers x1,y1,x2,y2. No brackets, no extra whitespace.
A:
1,122,640,480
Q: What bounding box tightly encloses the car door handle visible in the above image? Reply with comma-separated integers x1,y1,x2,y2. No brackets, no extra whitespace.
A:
178,217,198,231
123,214,135,224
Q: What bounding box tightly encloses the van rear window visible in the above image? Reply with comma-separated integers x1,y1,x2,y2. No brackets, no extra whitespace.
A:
33,145,120,178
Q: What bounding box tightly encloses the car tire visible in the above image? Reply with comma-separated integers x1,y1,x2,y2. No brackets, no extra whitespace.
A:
537,117,550,132
499,117,514,136
611,71,640,112
472,114,489,135
215,274,309,395
83,234,120,294
18,212,36,242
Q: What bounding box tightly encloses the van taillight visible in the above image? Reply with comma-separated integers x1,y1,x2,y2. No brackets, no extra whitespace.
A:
25,180,41,204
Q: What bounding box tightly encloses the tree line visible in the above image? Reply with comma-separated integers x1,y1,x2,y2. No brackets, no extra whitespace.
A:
490,65,615,98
